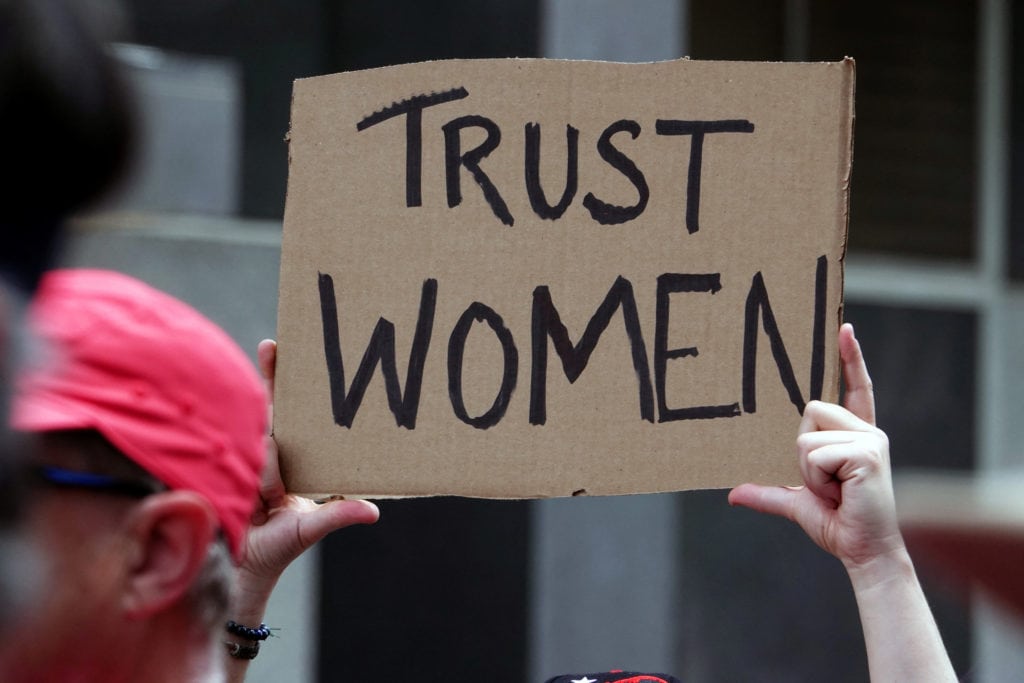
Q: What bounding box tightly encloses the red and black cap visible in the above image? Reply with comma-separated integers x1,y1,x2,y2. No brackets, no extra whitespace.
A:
545,672,681,683
12,269,267,561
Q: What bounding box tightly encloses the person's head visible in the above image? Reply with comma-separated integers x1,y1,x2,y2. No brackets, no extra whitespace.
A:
0,0,137,630
0,0,136,289
4,269,266,678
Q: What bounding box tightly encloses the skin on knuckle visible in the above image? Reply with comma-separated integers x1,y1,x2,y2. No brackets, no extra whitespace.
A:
852,434,887,473
796,432,816,453
805,449,840,484
804,447,824,467
804,400,825,416
865,430,889,459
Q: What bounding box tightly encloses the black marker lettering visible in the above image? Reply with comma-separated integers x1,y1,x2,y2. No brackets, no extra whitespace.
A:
447,302,518,429
654,273,740,421
655,119,755,234
318,273,437,429
524,123,579,220
741,256,828,415
810,255,828,401
443,115,514,226
356,87,469,208
530,276,654,425
582,119,649,225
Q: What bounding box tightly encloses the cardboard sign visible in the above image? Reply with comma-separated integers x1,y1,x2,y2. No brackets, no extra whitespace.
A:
275,57,854,499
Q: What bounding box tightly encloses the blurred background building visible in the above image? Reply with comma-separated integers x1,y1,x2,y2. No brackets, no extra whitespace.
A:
60,0,1021,680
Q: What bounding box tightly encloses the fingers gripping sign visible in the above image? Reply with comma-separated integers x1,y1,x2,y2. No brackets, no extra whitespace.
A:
226,341,379,682
243,340,380,580
795,400,901,566
728,323,903,569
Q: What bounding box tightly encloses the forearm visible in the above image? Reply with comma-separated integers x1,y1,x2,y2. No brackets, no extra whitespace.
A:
847,549,957,683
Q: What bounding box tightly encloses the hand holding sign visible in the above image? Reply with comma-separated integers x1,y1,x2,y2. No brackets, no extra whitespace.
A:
728,323,901,569
729,324,957,683
227,340,379,682
241,340,380,580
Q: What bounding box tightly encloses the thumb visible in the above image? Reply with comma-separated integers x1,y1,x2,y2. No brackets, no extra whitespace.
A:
728,483,801,522
296,499,380,550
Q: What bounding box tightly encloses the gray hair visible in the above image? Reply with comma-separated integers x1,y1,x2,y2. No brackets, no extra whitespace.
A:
186,534,235,632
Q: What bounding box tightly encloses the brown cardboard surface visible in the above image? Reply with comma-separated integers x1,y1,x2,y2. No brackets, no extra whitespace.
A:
276,57,853,499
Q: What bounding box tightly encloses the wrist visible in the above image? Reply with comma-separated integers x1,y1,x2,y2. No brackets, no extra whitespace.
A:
844,545,916,594
232,561,281,611
224,620,274,663
229,584,274,631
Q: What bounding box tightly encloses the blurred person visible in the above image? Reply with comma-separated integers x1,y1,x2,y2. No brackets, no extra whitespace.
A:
2,268,379,682
4,267,266,680
0,0,135,289
0,2,376,677
730,323,958,682
0,0,136,626
2,268,378,682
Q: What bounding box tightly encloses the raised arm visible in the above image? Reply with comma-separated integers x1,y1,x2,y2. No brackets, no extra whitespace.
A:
728,323,956,683
225,340,380,682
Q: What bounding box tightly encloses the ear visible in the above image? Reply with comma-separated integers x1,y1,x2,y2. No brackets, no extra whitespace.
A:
120,491,218,619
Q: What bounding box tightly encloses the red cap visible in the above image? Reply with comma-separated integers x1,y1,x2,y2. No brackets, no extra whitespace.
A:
11,269,267,560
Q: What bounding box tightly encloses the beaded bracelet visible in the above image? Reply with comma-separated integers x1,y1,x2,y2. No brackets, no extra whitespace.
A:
224,640,260,660
226,620,272,642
